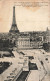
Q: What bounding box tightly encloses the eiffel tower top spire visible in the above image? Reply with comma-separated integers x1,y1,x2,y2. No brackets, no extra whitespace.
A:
12,6,16,25
9,6,19,33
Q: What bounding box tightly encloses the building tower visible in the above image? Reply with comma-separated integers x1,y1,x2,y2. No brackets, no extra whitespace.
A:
46,27,49,31
9,6,19,33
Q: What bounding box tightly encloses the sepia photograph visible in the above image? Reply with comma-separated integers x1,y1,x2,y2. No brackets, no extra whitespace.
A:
0,0,50,81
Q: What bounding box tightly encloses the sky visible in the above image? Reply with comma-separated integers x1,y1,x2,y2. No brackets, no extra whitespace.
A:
0,0,50,32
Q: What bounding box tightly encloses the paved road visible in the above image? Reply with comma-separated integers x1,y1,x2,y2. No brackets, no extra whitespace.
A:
0,51,23,81
0,49,50,81
22,49,50,81
27,70,39,81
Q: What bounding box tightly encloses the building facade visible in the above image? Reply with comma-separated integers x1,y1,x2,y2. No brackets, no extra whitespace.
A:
16,34,31,49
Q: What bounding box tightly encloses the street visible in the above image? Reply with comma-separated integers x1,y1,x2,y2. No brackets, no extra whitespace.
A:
22,49,50,81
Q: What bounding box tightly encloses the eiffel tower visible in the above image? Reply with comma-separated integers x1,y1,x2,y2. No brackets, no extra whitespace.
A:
9,6,19,33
